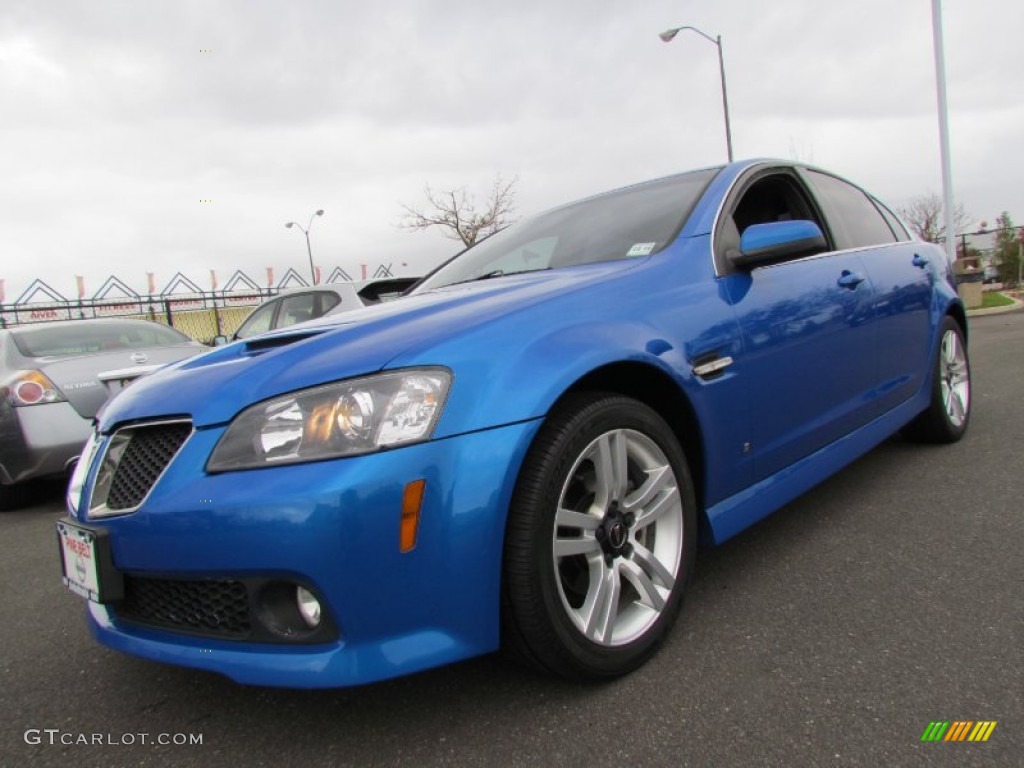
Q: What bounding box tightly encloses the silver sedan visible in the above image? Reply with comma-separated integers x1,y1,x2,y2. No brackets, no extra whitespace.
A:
0,318,206,509
230,278,418,341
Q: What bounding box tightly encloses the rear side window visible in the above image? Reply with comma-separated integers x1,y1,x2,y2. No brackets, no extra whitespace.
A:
804,171,897,250
320,292,341,314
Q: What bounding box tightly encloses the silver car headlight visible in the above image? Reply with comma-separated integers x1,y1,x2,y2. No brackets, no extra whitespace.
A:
207,368,451,471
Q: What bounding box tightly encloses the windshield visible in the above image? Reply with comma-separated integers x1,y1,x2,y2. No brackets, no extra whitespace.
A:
414,169,718,292
12,321,193,359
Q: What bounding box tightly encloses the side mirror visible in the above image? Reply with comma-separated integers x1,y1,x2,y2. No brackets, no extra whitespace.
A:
732,220,828,269
212,335,229,346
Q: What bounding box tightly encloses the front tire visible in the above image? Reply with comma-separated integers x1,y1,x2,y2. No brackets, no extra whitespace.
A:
903,316,971,444
502,393,696,681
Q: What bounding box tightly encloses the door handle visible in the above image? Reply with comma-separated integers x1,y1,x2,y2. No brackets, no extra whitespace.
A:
912,253,929,268
837,271,865,289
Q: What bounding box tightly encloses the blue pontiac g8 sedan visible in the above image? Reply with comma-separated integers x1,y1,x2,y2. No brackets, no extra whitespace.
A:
58,160,970,687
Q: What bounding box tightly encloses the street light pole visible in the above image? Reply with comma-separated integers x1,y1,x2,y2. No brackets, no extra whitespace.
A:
301,228,314,285
659,25,734,162
285,209,325,285
930,0,956,265
715,34,734,163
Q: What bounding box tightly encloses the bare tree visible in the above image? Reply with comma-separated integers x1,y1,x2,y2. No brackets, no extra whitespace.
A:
896,193,971,244
399,175,518,247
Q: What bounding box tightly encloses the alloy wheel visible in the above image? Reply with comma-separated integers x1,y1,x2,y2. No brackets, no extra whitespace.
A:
940,328,970,427
551,428,683,647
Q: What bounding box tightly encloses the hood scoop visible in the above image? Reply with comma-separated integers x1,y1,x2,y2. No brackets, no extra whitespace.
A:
244,329,326,354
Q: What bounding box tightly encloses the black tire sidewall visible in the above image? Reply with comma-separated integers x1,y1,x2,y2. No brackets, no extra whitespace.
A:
902,315,971,444
505,394,696,679
931,317,971,441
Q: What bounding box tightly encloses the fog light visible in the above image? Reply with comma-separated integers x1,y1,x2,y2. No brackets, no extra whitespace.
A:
296,586,322,628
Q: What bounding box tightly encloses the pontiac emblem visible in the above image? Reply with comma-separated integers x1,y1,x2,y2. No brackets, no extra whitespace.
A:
608,521,628,550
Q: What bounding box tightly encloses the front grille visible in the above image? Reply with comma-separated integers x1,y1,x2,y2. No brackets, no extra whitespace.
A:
116,576,252,638
105,422,192,511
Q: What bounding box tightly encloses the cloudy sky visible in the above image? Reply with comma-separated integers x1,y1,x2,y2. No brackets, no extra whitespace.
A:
2,0,1022,303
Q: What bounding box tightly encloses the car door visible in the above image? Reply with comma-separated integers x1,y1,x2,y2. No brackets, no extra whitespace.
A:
800,170,933,416
715,167,878,482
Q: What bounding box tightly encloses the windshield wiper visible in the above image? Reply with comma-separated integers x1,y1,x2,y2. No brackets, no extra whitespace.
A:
450,268,549,287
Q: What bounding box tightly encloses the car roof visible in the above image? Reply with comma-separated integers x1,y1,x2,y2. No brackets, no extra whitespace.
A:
270,283,363,299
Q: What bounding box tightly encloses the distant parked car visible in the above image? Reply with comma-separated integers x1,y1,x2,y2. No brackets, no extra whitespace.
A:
0,319,207,509
229,278,419,341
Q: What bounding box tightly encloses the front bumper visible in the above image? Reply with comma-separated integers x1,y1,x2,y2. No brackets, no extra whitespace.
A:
73,418,541,688
0,401,90,485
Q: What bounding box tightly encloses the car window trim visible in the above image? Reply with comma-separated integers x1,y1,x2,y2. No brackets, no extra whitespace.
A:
871,196,910,242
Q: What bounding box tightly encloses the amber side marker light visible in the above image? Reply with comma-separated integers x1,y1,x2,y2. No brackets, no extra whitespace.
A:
401,480,426,553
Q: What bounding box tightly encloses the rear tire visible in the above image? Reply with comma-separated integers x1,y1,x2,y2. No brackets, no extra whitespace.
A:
903,316,970,444
0,482,30,512
501,393,696,681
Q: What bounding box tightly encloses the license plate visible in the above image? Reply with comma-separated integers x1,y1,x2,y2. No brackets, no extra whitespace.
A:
56,520,122,603
101,376,136,396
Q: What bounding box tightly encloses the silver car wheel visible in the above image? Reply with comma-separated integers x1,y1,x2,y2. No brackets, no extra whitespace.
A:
552,428,683,647
940,328,970,427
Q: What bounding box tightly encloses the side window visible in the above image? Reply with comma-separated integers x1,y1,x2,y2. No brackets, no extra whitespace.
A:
277,293,317,329
235,300,277,339
319,292,341,315
804,171,897,249
717,172,826,268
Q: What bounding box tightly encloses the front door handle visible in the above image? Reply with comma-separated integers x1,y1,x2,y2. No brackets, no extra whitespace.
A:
912,253,929,268
837,271,865,289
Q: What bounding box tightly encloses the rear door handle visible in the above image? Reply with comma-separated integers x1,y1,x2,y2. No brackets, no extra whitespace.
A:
912,253,929,268
837,271,865,289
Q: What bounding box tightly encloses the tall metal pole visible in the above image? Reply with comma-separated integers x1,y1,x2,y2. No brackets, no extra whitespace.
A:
716,35,734,162
931,0,956,264
660,26,734,163
285,209,324,286
304,230,315,285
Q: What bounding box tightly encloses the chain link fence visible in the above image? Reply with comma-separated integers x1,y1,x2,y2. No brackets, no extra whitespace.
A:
0,291,273,344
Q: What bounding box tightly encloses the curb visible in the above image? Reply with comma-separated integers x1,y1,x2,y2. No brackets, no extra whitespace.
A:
966,294,1024,317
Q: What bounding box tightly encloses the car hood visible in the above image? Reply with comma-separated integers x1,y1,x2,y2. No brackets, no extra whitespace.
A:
98,262,637,431
41,344,206,419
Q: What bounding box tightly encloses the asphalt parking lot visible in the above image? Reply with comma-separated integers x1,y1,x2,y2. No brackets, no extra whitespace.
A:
2,312,1021,768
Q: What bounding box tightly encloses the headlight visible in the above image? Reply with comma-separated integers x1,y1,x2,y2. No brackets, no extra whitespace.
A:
207,368,451,471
